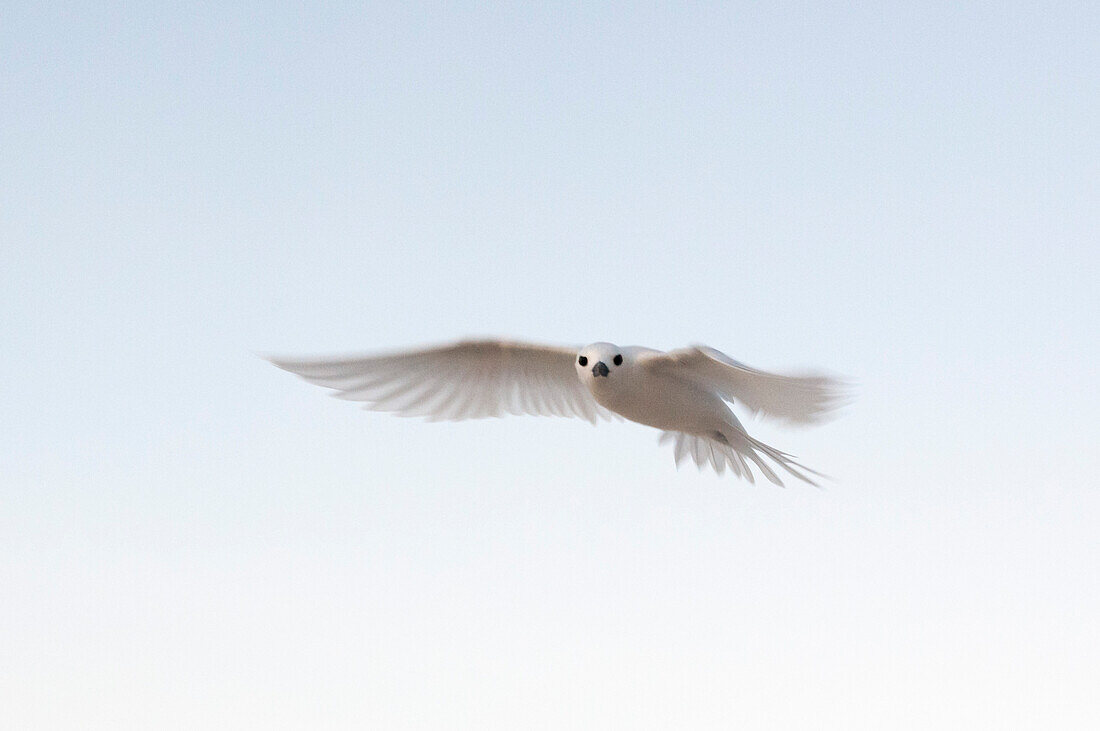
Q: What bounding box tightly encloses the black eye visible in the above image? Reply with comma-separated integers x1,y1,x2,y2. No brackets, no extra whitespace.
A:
613,354,623,366
578,356,588,366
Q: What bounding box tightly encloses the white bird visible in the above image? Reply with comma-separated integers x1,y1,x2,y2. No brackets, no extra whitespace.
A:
269,340,850,486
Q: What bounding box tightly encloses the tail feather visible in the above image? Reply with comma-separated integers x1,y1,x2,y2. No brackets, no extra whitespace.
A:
659,430,826,487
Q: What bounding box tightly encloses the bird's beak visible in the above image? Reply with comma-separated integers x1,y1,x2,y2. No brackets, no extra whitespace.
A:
592,361,609,377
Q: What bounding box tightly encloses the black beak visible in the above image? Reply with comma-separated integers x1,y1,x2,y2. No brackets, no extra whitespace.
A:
592,361,609,377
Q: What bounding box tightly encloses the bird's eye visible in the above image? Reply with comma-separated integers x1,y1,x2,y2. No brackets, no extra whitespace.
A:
578,356,588,366
613,354,623,366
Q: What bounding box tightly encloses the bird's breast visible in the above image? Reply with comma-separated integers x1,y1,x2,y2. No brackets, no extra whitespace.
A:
589,373,712,433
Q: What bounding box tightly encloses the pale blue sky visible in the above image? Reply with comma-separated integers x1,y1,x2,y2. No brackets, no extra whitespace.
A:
3,2,1098,728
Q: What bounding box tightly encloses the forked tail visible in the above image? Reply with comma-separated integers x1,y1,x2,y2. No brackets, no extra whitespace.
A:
658,429,827,487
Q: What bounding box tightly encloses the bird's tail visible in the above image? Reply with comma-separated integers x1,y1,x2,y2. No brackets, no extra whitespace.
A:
658,430,826,487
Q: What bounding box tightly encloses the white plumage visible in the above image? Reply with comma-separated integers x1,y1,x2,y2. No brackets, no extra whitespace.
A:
269,339,850,486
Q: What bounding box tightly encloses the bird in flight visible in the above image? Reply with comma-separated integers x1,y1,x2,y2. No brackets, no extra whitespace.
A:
269,340,849,486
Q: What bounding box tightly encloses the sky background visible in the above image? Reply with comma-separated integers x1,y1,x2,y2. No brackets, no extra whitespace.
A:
2,1,1098,728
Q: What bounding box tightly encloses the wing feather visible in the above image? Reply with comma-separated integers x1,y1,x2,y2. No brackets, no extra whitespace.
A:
269,339,613,423
642,345,851,425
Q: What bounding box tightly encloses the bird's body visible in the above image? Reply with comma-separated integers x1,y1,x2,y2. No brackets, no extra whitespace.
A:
585,346,728,434
269,338,849,486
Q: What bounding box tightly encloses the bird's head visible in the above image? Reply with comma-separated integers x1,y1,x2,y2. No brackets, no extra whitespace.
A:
575,342,629,384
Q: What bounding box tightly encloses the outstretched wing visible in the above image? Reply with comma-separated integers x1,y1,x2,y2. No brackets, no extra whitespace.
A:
641,345,851,425
268,339,614,423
